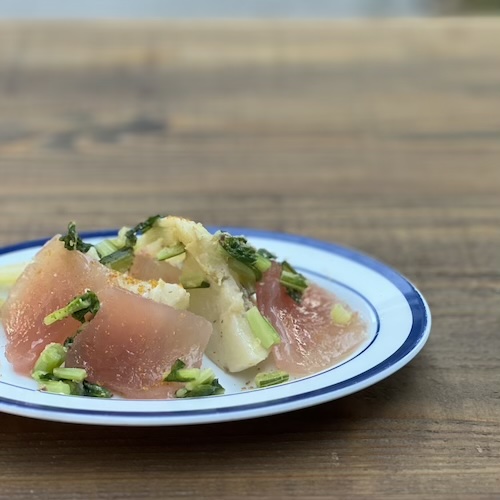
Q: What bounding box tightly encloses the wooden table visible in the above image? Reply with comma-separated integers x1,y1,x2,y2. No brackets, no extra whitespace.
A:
0,20,499,499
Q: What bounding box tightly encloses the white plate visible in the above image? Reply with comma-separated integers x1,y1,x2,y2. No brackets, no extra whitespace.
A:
0,228,431,426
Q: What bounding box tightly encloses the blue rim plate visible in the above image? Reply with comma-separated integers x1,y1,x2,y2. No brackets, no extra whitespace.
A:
0,228,431,426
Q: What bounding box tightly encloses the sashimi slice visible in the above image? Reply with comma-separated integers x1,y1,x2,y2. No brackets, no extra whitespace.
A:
256,263,367,376
1,237,112,375
65,286,212,399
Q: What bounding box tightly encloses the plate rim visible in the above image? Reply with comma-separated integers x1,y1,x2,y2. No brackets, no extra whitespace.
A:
0,227,431,426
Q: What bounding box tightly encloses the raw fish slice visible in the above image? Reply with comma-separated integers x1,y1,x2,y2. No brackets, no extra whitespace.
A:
65,286,212,399
1,237,111,375
256,263,367,376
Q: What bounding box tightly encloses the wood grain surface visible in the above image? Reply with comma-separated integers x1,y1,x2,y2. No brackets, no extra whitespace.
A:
0,20,499,499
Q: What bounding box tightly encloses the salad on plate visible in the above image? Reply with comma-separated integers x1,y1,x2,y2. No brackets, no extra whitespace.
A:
0,215,368,400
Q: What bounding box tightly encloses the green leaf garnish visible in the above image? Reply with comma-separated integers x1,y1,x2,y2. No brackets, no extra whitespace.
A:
218,232,272,283
59,222,93,253
279,261,308,303
44,291,100,325
124,214,162,247
163,359,225,398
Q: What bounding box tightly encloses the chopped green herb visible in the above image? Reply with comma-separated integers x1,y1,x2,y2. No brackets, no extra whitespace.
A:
32,371,59,382
32,343,67,373
257,248,277,260
163,359,225,398
40,380,73,395
99,247,134,272
31,341,112,398
59,222,93,253
80,380,113,398
224,257,258,286
255,370,290,388
96,215,162,272
156,242,186,261
165,359,186,373
53,367,87,383
94,239,119,259
330,303,353,326
175,379,224,398
254,254,272,274
245,306,281,349
185,368,215,389
163,359,202,382
280,270,308,292
218,232,272,283
279,261,308,303
124,214,162,247
40,379,113,398
43,291,100,325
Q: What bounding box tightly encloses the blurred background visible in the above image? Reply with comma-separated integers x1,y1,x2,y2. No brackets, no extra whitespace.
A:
0,0,499,18
0,0,498,253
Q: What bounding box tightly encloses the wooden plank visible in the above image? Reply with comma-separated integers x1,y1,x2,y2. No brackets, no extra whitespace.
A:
0,20,499,499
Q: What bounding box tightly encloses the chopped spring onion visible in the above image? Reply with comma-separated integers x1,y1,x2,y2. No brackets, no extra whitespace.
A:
257,248,277,261
175,380,224,398
255,253,272,274
31,342,112,398
226,257,257,285
163,359,200,382
279,261,308,302
163,359,225,398
40,380,73,395
156,243,186,261
255,370,290,388
38,378,112,398
32,343,67,373
43,291,100,325
96,215,163,271
124,214,162,247
280,270,308,292
185,368,215,390
218,233,272,282
53,367,87,383
245,306,281,349
99,247,135,272
330,303,353,326
94,239,119,259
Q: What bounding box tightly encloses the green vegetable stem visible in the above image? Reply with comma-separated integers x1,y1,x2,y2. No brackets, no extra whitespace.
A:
43,290,100,325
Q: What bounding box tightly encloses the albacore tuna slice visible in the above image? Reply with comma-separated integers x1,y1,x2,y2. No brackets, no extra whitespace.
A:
64,286,212,399
1,237,111,375
256,263,367,376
